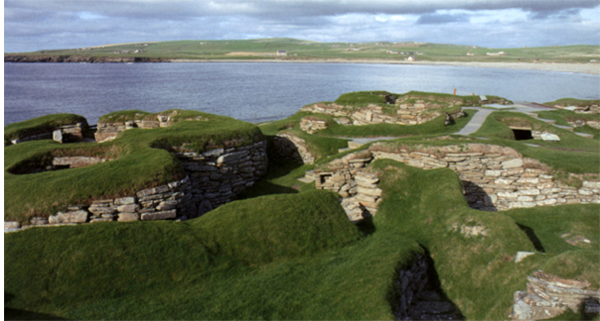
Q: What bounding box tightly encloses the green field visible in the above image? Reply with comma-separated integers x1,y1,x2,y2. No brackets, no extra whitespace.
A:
5,38,600,63
5,90,600,320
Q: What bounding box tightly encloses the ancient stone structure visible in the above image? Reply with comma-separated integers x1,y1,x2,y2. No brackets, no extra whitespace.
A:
273,133,315,164
10,140,268,229
567,119,600,129
313,152,382,221
52,156,107,169
95,114,204,142
313,143,599,218
299,117,329,134
369,143,600,211
9,122,86,145
510,271,600,320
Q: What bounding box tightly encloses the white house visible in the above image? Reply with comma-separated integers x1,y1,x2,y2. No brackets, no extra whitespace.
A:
277,50,288,56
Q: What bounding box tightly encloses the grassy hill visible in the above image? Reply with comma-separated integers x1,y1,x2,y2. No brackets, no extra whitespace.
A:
5,38,600,63
5,91,599,320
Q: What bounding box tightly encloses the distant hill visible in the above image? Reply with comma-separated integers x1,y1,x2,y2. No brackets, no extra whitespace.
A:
5,38,600,63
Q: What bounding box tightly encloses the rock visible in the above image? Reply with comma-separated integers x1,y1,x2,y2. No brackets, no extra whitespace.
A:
137,185,170,197
117,204,140,213
502,158,523,169
4,221,20,231
114,197,136,205
118,213,140,222
52,129,63,143
515,251,535,263
540,132,561,142
141,209,177,221
156,200,178,211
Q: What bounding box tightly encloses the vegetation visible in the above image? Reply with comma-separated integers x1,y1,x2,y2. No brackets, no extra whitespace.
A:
544,98,600,108
4,90,600,320
4,113,88,145
4,110,262,223
5,38,600,63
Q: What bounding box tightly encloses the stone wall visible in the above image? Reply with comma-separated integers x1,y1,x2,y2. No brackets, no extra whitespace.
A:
510,271,600,320
312,143,599,217
8,140,268,229
370,143,600,211
52,156,107,168
300,117,329,134
95,115,183,143
567,119,600,129
300,102,465,126
314,152,382,221
9,122,86,145
273,133,315,164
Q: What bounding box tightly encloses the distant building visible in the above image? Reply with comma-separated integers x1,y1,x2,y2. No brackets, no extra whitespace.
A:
406,56,416,61
467,52,475,56
347,48,360,51
276,50,287,56
386,51,398,54
486,51,507,56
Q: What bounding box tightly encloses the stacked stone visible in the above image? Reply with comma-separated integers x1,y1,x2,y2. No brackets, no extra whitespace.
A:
55,123,85,143
88,199,119,222
49,205,88,224
176,140,268,217
314,153,383,221
370,143,600,211
299,103,349,117
95,116,176,143
273,133,315,164
299,117,329,134
10,132,52,145
395,103,441,125
567,120,600,129
511,271,600,320
52,156,106,169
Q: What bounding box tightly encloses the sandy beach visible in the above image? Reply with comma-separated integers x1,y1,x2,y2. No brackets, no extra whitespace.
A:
170,58,600,75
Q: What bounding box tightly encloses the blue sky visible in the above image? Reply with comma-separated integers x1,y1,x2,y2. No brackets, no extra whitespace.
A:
4,0,600,52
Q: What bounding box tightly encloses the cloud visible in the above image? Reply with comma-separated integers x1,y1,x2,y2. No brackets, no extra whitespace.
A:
416,13,470,24
4,0,600,52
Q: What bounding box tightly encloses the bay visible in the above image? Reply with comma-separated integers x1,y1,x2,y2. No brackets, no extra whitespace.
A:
4,62,600,125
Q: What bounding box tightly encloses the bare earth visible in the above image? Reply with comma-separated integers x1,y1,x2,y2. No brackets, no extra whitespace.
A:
170,58,600,75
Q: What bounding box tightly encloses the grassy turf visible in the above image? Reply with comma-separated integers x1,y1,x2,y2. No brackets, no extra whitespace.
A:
544,98,600,107
4,113,88,145
6,159,597,320
4,110,263,223
6,39,599,63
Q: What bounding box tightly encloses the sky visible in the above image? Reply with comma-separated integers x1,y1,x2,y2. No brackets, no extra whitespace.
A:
4,0,600,52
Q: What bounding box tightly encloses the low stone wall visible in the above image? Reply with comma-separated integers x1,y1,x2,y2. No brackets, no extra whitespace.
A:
95,114,196,142
312,143,599,217
273,133,315,164
510,271,600,320
370,143,600,211
9,122,86,145
300,117,329,134
314,152,382,221
7,140,268,229
567,119,600,129
300,102,465,126
52,156,107,168
175,140,268,216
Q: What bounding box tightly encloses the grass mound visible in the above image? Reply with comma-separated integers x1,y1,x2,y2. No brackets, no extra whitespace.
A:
544,98,600,108
4,113,88,145
4,110,263,223
5,158,599,320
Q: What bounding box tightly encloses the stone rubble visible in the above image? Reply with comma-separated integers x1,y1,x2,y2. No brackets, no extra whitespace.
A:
510,271,600,320
299,117,329,134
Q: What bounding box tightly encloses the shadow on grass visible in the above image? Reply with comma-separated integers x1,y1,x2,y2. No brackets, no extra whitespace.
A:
5,293,65,320
516,223,546,253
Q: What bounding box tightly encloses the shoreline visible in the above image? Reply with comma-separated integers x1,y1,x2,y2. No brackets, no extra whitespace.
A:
169,58,600,75
5,55,600,75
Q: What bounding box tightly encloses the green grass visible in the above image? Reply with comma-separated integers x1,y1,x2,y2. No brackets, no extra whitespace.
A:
544,98,600,107
470,111,600,173
6,159,597,320
4,113,88,145
6,39,599,63
4,110,263,223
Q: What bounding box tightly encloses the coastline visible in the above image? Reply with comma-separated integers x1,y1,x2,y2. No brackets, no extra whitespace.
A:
170,58,600,75
5,55,599,75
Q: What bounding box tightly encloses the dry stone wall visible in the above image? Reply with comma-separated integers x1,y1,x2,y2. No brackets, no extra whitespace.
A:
300,117,329,134
567,119,600,129
9,122,86,145
300,102,465,126
95,115,188,142
8,140,268,230
510,271,600,320
314,152,382,221
370,143,600,211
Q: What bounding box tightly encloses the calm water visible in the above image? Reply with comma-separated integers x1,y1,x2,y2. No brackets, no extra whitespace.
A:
4,62,600,125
